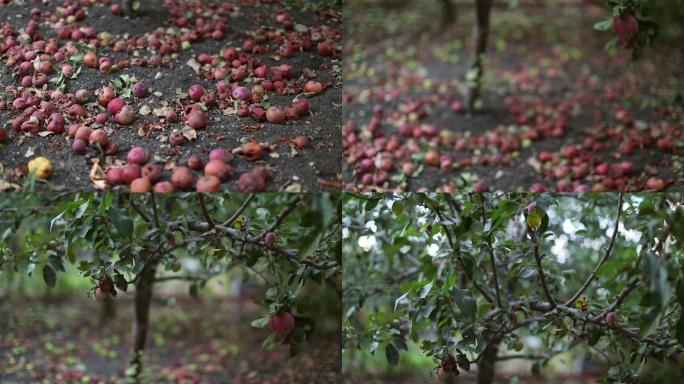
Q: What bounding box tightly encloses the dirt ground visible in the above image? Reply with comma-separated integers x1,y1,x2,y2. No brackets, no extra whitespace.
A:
343,0,683,192
0,294,341,383
0,0,342,192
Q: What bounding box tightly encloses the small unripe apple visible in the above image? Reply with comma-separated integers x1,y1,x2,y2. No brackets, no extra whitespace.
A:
606,311,616,326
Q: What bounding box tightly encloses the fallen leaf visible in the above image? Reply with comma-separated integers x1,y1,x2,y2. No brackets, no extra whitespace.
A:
182,126,197,141
89,159,107,190
186,58,200,74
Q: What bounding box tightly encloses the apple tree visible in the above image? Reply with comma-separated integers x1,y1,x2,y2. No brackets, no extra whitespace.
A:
0,192,341,383
343,192,684,383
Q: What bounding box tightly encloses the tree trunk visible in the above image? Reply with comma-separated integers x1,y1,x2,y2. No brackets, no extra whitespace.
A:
99,295,116,323
477,341,498,384
440,0,457,30
128,261,157,383
467,0,493,112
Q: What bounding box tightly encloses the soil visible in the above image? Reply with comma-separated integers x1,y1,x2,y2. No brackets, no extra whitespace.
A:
0,294,341,383
0,0,342,192
342,0,684,192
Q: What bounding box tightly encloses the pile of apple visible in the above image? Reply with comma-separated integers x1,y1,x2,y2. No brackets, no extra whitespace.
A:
0,0,340,191
342,53,681,192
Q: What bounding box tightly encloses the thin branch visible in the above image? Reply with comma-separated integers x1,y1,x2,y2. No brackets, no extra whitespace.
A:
250,196,301,241
223,193,255,227
496,354,551,361
129,198,151,223
564,192,623,306
150,193,160,228
597,279,639,318
432,199,495,304
197,194,215,228
154,275,212,282
480,194,502,308
528,228,557,308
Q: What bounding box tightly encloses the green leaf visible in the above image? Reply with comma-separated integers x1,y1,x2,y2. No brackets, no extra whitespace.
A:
75,201,89,219
419,280,434,299
42,265,56,288
594,18,613,31
676,313,684,345
251,316,269,328
385,343,399,366
454,288,476,319
114,274,128,292
456,353,470,371
109,207,133,238
50,211,65,232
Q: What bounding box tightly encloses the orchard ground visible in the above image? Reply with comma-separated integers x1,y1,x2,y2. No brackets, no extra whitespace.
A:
343,0,683,192
0,0,341,192
0,294,341,383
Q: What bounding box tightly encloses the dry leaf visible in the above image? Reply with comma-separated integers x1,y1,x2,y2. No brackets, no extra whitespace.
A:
89,159,107,190
181,126,197,141
139,105,151,115
284,183,301,193
526,157,542,173
186,58,200,74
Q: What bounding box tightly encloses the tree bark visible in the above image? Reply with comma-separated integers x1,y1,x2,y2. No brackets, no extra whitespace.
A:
467,0,493,112
128,261,157,383
440,0,457,30
478,341,498,384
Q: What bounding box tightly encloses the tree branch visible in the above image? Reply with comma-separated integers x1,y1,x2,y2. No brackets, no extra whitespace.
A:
527,228,557,308
223,193,255,227
564,192,623,306
250,196,301,241
129,198,151,223
480,194,502,308
150,193,160,228
597,279,639,319
197,194,215,228
432,199,495,304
